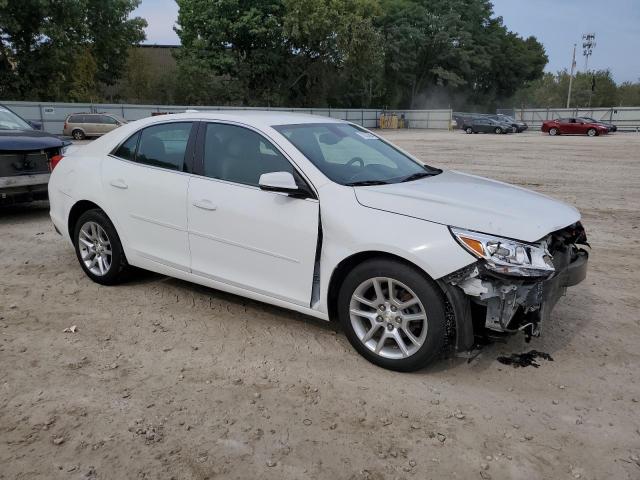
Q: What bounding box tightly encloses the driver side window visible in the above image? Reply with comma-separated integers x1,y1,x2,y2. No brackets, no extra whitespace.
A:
202,123,293,187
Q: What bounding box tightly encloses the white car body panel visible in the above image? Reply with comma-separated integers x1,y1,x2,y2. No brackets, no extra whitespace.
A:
101,157,191,271
187,176,319,306
354,170,580,242
48,111,581,323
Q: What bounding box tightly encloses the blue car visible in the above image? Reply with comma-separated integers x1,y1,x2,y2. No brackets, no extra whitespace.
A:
0,104,70,205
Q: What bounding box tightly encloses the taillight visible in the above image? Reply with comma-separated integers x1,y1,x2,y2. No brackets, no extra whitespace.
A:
63,121,68,130
49,154,64,171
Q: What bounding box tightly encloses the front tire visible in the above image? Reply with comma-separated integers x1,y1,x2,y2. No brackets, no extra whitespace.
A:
494,127,502,134
587,128,598,137
337,259,447,372
73,209,129,285
465,127,473,134
549,127,559,136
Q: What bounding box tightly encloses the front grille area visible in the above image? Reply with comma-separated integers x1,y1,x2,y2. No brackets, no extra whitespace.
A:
0,150,55,177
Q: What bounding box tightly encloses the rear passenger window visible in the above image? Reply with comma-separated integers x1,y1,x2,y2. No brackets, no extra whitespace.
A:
135,122,192,171
113,132,140,161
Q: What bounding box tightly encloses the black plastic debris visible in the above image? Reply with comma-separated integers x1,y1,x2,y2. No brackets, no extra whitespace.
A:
497,350,554,368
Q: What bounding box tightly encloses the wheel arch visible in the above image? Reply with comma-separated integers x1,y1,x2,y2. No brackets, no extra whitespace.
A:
326,250,472,353
67,199,106,239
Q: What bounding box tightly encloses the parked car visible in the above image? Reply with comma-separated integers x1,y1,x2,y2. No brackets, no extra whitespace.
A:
63,113,127,140
488,114,528,132
541,118,609,136
462,117,514,134
578,117,617,133
48,112,588,371
0,104,70,205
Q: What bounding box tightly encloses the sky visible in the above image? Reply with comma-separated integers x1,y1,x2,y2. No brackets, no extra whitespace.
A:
132,0,640,83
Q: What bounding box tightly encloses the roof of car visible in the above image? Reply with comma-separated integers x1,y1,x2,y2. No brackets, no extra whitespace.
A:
156,111,345,127
74,111,348,155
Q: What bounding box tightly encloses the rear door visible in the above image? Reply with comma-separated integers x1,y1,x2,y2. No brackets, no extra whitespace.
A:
102,121,196,271
187,122,319,306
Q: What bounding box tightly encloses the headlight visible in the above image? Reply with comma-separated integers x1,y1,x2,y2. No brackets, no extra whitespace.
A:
450,227,555,277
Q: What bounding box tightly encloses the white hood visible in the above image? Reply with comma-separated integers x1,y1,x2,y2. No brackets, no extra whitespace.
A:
354,170,580,242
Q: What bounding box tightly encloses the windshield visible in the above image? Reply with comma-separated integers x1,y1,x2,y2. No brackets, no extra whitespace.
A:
0,106,32,130
274,123,440,186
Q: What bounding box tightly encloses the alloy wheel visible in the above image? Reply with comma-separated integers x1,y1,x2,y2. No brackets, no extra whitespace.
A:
349,277,428,360
78,221,112,276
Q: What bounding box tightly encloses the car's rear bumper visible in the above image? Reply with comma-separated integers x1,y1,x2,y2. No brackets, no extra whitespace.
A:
0,173,50,204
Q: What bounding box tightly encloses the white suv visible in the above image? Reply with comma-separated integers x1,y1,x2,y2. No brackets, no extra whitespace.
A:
48,112,589,371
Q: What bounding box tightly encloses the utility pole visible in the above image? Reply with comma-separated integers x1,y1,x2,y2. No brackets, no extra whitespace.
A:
566,43,577,109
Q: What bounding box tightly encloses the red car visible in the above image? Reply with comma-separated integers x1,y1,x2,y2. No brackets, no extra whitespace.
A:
541,117,609,137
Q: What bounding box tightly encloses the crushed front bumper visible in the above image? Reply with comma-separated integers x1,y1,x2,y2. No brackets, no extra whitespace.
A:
440,228,589,351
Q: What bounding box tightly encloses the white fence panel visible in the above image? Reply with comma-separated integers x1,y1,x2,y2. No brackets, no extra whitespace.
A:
1,101,452,135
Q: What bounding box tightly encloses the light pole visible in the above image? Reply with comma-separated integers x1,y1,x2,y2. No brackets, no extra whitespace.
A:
582,33,596,108
582,33,596,71
566,43,577,109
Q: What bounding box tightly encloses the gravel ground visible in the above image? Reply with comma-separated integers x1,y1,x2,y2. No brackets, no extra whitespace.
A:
1,130,639,480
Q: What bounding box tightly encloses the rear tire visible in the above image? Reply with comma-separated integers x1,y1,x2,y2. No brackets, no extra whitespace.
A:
72,129,85,140
494,127,502,134
465,127,473,134
587,128,598,137
549,127,559,136
73,209,129,285
337,258,447,372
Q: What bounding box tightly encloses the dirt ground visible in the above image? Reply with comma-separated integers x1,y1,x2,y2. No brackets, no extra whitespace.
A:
1,130,639,480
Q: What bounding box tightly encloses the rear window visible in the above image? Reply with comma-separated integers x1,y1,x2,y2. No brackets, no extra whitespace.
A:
113,132,140,161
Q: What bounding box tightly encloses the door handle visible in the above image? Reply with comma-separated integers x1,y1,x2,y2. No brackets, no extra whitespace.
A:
193,199,217,211
110,179,128,189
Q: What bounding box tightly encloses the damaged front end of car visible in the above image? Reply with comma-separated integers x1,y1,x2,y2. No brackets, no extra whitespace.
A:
439,222,589,351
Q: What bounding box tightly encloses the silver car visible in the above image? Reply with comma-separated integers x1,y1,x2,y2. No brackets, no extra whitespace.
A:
63,113,127,140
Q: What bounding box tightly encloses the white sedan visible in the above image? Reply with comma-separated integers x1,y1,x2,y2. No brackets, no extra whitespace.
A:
48,112,589,371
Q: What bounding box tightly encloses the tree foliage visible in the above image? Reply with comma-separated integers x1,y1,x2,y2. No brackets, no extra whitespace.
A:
509,70,630,108
0,0,146,101
174,0,549,109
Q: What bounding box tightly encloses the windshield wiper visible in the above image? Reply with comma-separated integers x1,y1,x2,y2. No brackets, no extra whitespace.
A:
400,170,441,182
345,180,390,187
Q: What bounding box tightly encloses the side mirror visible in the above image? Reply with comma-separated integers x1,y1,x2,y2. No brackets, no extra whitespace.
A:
28,120,42,130
259,171,301,195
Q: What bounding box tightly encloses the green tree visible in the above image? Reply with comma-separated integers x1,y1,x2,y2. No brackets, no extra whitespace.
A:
510,70,623,108
375,0,547,109
618,81,640,107
175,0,290,106
283,0,384,107
68,47,99,102
0,0,146,101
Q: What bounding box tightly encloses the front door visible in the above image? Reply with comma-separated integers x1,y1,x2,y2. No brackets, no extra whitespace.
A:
187,122,319,306
102,121,195,271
